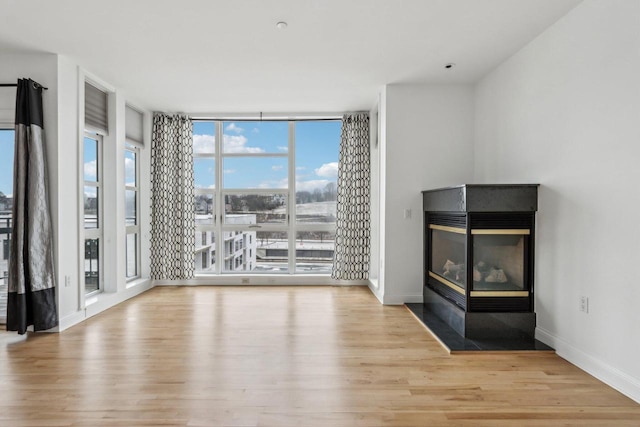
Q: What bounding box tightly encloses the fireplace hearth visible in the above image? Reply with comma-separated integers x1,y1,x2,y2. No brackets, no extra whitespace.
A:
415,184,552,351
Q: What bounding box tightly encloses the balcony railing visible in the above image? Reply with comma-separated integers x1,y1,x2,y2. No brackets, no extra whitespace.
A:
0,215,11,323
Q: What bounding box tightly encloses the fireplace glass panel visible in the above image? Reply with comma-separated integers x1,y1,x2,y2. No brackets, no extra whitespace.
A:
472,234,525,291
430,228,466,289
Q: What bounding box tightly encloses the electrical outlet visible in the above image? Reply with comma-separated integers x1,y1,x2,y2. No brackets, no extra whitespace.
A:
64,275,71,287
403,209,412,219
580,296,589,313
241,278,250,284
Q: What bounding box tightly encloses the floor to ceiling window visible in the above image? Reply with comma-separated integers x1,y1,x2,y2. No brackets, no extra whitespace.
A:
0,128,15,323
83,132,103,294
82,81,109,295
125,144,140,280
193,119,340,274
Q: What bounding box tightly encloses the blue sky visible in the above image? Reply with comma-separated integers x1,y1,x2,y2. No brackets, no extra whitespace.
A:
0,129,14,196
193,120,340,191
0,121,340,197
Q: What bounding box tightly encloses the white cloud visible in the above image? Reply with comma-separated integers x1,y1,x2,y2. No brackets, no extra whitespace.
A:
258,178,288,189
277,146,288,152
194,132,264,153
272,165,284,171
224,169,236,174
296,179,331,192
223,135,265,153
252,128,260,134
296,166,306,171
225,123,244,134
193,134,215,154
84,160,97,180
315,162,338,178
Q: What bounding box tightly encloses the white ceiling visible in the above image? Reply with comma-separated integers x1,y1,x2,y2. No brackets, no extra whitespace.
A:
0,0,582,113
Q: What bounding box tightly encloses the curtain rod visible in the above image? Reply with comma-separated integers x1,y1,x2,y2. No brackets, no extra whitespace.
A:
189,111,369,122
0,82,49,90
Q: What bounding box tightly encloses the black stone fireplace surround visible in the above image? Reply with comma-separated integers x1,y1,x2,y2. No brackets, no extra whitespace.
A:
408,184,553,352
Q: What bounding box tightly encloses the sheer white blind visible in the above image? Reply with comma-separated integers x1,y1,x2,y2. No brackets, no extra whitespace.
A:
85,82,108,134
125,105,144,145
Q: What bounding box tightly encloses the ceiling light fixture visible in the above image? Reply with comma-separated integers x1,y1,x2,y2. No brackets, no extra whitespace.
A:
276,21,288,30
445,63,456,69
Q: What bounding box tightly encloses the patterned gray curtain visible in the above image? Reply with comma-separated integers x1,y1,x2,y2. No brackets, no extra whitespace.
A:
7,79,58,334
150,113,195,280
332,113,371,280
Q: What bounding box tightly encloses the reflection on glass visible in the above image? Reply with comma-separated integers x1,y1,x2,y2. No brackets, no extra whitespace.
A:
84,186,99,229
195,194,215,225
125,190,136,226
223,231,287,273
431,228,466,289
473,234,525,291
223,157,287,189
125,149,136,186
126,233,137,279
85,238,99,294
295,121,340,224
195,230,216,273
295,192,336,225
194,158,215,189
84,137,98,182
193,121,215,154
222,121,288,153
295,231,335,274
224,193,286,224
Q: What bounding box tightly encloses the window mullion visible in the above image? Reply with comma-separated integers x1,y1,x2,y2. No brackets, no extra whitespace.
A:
288,121,296,275
215,120,223,274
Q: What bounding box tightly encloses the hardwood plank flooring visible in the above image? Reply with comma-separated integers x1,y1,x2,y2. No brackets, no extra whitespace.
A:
1,286,639,426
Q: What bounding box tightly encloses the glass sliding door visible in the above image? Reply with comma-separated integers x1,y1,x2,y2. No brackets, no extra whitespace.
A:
0,129,15,323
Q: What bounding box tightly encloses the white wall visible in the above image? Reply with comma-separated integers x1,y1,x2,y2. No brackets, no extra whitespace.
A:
56,55,81,322
368,99,381,295
1,53,152,330
474,0,640,402
379,84,475,304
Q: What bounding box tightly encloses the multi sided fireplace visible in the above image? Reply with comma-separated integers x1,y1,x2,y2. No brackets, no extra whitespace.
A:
422,184,539,341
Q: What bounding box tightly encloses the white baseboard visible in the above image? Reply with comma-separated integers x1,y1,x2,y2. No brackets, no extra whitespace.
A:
368,280,384,303
59,310,86,331
59,279,153,331
536,327,640,404
382,294,423,305
153,275,368,286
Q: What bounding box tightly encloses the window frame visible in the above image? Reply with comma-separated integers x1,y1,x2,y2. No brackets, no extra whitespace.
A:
0,127,15,324
193,118,340,276
124,143,141,281
82,131,104,295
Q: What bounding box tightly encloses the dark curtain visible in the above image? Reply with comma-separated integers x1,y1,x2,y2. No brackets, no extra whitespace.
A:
7,78,57,334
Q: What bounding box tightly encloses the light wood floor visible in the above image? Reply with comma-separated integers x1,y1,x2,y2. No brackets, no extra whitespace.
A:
1,286,639,427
